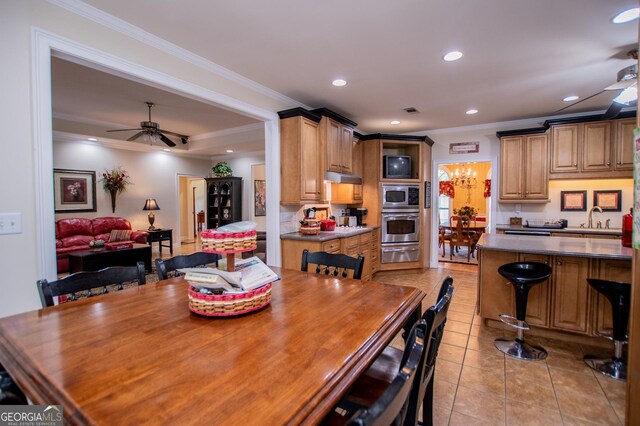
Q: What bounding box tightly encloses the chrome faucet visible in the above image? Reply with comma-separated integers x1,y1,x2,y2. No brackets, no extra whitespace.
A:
588,206,602,228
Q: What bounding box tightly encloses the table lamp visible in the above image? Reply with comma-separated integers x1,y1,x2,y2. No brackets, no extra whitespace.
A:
143,198,160,230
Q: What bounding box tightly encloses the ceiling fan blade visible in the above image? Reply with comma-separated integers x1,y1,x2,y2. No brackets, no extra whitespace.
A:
126,131,145,141
158,128,188,138
159,133,177,147
106,128,142,132
601,102,624,120
604,79,636,91
554,90,605,113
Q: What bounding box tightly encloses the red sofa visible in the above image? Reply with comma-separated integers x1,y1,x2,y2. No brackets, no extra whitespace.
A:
56,217,149,273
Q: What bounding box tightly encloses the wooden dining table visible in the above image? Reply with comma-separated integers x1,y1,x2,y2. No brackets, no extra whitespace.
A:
0,267,423,425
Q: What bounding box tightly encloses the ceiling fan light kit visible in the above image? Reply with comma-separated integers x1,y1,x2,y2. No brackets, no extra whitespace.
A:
106,101,189,148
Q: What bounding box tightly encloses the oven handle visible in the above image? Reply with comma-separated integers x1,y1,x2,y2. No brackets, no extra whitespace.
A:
383,215,419,221
382,247,420,252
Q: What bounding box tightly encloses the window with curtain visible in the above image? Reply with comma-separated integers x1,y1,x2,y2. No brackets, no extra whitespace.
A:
438,168,451,225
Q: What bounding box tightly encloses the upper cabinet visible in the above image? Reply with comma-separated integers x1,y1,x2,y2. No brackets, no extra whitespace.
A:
549,118,634,179
279,109,323,205
313,109,356,175
499,133,549,202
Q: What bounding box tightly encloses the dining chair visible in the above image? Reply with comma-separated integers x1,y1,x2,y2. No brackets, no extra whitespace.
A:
333,277,454,426
323,320,427,426
37,262,146,307
155,252,221,280
0,363,27,405
301,249,365,280
449,216,479,262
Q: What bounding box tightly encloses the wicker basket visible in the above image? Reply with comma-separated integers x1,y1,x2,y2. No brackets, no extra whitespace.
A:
188,283,272,317
201,229,257,254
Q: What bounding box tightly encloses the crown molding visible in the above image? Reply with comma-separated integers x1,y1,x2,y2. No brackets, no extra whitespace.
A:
47,0,310,110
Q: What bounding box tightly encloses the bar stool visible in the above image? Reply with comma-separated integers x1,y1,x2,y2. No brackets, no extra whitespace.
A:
494,262,552,361
584,278,630,380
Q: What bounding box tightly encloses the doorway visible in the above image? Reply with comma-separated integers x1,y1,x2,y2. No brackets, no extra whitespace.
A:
179,176,205,244
437,161,492,265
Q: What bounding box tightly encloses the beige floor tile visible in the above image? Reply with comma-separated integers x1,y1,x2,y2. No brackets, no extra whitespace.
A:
442,330,469,348
449,302,476,315
594,374,626,403
450,410,502,426
554,384,621,426
436,359,463,385
434,378,457,409
506,374,558,410
452,385,505,425
432,404,452,426
545,351,594,375
463,348,505,371
505,358,552,386
447,319,472,334
505,400,562,426
467,335,499,353
561,414,611,425
448,310,474,324
470,323,505,339
548,366,604,398
459,364,505,396
439,343,466,364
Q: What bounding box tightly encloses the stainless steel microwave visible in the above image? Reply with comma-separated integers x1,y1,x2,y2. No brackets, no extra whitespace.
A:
382,184,420,209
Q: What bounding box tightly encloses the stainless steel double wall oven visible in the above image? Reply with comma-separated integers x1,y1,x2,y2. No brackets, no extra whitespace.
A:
381,184,420,263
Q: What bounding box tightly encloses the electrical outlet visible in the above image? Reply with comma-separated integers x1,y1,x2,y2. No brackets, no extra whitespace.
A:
0,213,21,235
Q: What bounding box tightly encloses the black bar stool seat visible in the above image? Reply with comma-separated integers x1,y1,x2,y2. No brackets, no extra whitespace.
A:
494,262,552,361
584,278,631,380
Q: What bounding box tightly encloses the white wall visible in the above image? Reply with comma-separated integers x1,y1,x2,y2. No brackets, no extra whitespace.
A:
210,153,267,231
54,139,212,234
0,1,293,317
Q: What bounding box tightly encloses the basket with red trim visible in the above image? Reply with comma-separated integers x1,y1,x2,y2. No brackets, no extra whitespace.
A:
188,282,272,317
201,229,257,254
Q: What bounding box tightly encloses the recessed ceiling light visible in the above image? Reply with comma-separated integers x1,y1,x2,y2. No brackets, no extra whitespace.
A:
466,109,478,115
332,79,347,87
390,120,401,125
612,7,639,23
226,149,234,153
163,148,171,152
563,95,579,102
87,137,97,141
443,51,463,62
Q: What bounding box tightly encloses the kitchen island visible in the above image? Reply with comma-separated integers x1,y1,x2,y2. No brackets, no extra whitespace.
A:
476,233,631,340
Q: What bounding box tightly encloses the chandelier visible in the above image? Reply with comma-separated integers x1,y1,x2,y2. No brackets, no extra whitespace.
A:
452,167,477,203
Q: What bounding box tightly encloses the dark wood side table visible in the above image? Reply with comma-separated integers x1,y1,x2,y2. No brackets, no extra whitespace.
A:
143,228,173,255
68,244,152,273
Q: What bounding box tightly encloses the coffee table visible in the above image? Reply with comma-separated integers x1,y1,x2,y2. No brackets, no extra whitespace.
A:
68,243,152,273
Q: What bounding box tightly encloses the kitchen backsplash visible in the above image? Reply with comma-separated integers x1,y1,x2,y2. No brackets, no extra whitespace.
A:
280,203,349,234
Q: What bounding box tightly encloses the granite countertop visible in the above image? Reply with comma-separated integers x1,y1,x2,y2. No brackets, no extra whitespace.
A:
477,233,632,260
496,224,622,236
280,226,378,242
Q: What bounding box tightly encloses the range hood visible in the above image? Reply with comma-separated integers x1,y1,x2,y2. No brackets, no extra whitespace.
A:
325,171,362,185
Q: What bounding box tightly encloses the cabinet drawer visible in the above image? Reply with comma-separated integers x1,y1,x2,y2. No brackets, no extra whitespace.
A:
360,231,372,245
342,235,360,251
322,239,341,253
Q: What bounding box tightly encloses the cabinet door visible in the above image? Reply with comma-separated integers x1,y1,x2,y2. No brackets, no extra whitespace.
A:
499,136,524,200
592,259,632,337
351,138,363,201
551,256,590,333
300,118,321,201
614,118,635,171
582,122,612,171
325,119,342,172
550,125,579,173
340,126,354,174
360,245,371,281
518,253,551,327
524,134,549,199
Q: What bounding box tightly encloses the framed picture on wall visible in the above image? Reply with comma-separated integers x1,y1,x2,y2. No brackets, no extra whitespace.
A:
594,190,622,212
254,180,266,216
560,190,586,211
53,169,97,213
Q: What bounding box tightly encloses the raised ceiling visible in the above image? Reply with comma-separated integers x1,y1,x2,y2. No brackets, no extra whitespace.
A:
73,0,638,133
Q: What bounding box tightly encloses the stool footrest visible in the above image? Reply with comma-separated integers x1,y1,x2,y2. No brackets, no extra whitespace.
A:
498,314,529,330
494,338,547,361
595,330,628,344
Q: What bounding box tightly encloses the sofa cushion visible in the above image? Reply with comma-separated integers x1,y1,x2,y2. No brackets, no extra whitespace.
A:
57,218,93,239
61,235,94,248
109,229,132,242
92,217,132,236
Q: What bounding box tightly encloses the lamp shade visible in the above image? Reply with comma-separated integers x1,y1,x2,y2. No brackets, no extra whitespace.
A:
143,199,160,211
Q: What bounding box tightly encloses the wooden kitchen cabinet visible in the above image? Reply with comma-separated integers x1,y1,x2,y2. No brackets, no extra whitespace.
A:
582,121,612,171
550,124,579,173
499,133,549,202
279,111,323,204
551,256,590,333
614,118,635,171
370,229,380,275
319,116,354,174
351,136,363,202
591,258,632,337
518,253,551,327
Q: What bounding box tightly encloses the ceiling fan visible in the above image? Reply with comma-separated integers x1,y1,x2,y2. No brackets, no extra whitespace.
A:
106,102,189,147
557,49,638,120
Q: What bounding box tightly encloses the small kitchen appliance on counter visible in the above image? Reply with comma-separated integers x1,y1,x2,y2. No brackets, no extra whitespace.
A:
348,207,368,226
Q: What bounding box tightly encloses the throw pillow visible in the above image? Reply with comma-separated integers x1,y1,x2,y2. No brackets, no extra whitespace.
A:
109,229,132,243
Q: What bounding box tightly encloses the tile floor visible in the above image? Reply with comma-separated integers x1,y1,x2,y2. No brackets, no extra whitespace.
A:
374,263,628,426
166,242,627,425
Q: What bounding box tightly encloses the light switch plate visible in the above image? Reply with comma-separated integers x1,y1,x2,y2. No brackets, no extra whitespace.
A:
0,213,22,235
